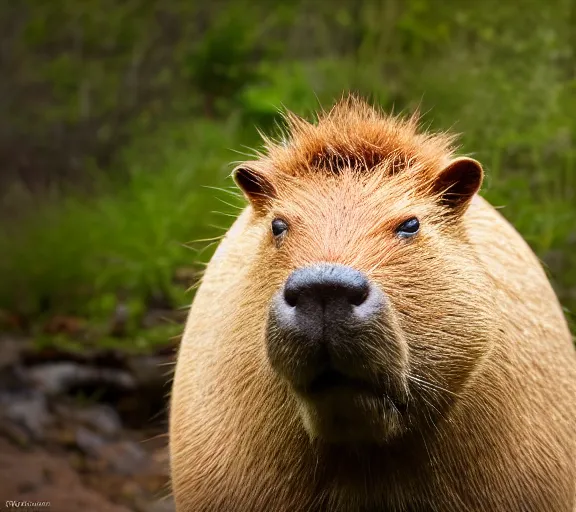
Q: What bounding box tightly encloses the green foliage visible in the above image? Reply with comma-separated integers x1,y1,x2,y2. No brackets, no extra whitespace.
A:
1,0,575,338
0,116,245,318
34,322,183,355
186,4,261,110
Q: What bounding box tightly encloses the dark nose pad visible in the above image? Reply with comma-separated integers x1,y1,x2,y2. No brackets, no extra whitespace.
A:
274,264,380,344
284,264,370,309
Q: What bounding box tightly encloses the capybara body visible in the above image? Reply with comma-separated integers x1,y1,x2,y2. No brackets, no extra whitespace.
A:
170,97,576,511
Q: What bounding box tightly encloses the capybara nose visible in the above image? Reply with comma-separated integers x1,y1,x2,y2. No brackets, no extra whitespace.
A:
284,264,370,309
274,264,382,344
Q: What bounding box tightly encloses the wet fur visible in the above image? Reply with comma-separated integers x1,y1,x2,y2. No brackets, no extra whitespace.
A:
170,97,576,511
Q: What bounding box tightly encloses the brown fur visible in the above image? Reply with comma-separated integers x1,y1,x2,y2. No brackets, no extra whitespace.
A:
170,96,576,511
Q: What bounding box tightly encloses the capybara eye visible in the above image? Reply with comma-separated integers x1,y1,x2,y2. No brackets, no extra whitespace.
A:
396,217,420,238
271,218,288,237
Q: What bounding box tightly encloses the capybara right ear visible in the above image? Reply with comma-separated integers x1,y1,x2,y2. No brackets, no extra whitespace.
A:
432,157,484,216
232,162,276,211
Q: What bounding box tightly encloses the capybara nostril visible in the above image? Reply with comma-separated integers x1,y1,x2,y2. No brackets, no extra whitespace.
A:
283,264,370,309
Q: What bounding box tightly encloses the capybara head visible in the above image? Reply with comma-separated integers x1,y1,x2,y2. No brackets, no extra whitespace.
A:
232,97,495,445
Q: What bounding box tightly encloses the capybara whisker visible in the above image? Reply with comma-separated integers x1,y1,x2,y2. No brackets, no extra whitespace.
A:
407,373,461,398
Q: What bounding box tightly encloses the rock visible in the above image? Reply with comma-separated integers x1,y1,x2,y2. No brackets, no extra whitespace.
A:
0,364,31,393
74,404,123,438
21,347,127,368
0,364,50,443
0,390,52,441
0,337,174,512
26,362,136,395
76,428,150,477
75,426,107,458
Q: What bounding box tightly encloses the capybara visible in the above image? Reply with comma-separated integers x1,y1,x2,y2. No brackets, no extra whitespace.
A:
169,96,576,511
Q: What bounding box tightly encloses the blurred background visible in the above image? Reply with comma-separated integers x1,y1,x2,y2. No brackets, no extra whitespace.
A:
0,1,574,510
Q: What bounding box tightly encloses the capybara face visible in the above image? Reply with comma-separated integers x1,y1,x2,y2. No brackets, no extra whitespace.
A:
232,100,495,445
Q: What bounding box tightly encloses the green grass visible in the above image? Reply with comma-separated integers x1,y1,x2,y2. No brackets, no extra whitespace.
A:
33,322,184,355
0,0,575,341
0,116,249,322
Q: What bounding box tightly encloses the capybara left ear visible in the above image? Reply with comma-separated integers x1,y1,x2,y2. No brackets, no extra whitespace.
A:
432,157,483,214
232,162,276,211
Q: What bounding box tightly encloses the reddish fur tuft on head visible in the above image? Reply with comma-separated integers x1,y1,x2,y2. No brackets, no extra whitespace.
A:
234,95,482,217
263,95,457,177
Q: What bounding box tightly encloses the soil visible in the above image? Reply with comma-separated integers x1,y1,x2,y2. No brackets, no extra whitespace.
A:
0,335,175,512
